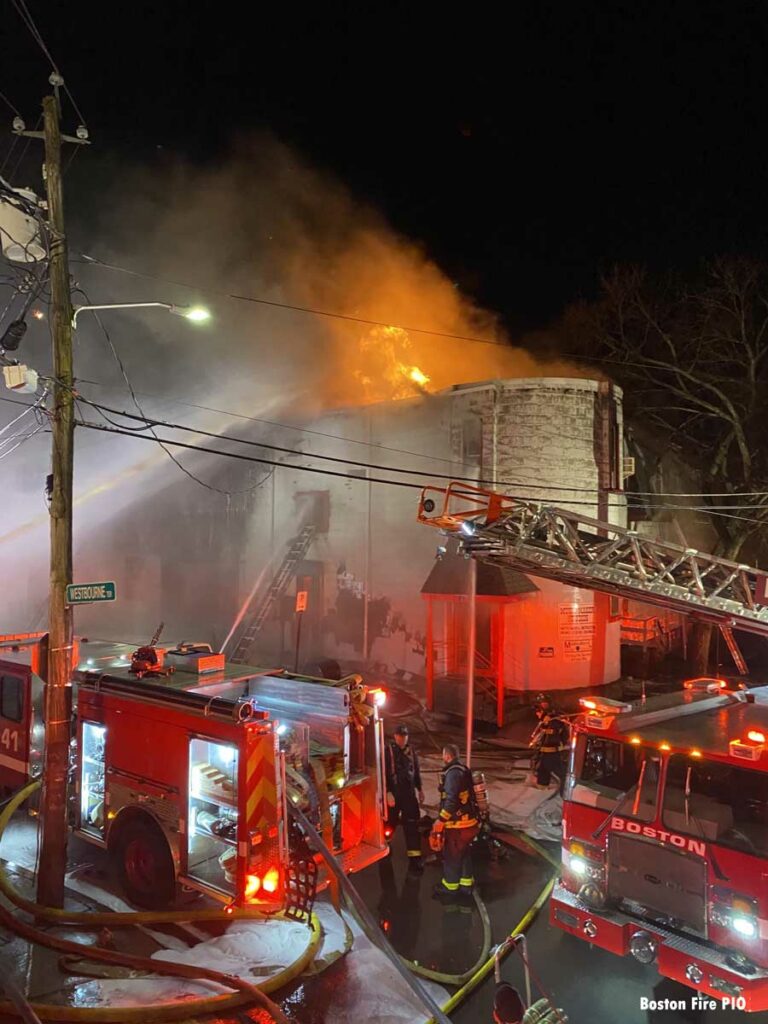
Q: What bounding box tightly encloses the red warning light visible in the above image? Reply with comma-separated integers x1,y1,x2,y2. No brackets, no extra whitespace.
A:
245,874,262,899
262,867,280,894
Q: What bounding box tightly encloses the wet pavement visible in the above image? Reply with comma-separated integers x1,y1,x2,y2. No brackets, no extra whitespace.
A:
2,812,768,1024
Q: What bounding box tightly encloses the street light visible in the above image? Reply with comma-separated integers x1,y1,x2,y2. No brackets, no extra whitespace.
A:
71,301,211,328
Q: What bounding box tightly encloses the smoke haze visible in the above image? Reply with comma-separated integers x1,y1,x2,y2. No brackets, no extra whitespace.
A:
1,133,583,633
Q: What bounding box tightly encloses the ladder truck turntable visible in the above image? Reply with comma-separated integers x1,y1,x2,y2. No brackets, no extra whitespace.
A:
418,481,768,1012
0,635,388,912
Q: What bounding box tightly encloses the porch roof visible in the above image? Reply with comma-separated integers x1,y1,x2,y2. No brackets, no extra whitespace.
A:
420,556,539,599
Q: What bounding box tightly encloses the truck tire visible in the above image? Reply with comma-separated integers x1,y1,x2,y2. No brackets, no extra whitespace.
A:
116,819,176,908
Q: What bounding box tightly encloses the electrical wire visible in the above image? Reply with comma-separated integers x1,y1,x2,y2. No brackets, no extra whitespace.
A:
10,0,87,128
75,418,427,490
76,376,482,468
68,419,768,531
0,423,45,460
76,251,768,420
4,390,767,527
0,89,21,116
74,289,273,497
73,399,768,525
76,253,505,349
72,379,768,501
5,114,40,182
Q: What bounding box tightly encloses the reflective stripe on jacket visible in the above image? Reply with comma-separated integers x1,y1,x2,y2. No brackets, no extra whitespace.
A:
438,760,477,828
536,714,569,753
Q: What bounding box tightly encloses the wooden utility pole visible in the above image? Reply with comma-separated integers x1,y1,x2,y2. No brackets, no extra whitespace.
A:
38,92,75,908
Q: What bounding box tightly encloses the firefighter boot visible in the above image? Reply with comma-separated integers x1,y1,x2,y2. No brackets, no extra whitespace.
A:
408,855,424,874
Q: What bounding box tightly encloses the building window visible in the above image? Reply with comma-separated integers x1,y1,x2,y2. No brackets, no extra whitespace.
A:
462,417,483,467
0,675,23,722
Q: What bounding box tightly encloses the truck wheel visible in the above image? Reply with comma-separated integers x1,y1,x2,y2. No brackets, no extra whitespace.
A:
116,820,176,908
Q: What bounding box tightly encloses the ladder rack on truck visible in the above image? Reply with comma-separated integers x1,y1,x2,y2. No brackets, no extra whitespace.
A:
0,637,388,911
417,481,768,636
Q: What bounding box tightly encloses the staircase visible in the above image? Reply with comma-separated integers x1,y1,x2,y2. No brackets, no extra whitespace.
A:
229,525,316,665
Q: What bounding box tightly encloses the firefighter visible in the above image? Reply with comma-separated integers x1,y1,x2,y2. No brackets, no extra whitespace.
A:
385,724,425,871
431,743,479,900
530,694,569,796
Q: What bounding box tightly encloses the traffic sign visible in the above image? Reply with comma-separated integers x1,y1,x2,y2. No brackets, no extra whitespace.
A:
66,582,116,605
295,590,308,613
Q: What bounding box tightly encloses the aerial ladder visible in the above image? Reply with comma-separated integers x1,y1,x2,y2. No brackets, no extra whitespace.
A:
228,525,316,664
417,482,768,654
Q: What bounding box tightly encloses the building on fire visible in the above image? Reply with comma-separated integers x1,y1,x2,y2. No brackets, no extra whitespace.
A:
56,374,694,723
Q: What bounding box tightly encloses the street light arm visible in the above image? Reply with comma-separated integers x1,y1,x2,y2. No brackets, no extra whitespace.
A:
71,302,173,328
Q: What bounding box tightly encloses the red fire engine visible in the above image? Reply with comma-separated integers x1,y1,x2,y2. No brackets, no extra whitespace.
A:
0,634,388,909
417,481,768,1011
554,687,768,1011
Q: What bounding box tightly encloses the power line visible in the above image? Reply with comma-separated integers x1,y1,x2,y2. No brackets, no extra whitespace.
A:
77,253,507,349
77,397,768,509
75,419,427,491
74,289,276,497
6,380,768,520
74,381,768,499
0,89,21,116
73,402,768,526
4,391,765,526
77,396,507,486
10,0,87,127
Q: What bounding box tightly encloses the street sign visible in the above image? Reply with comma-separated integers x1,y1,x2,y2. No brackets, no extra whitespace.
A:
295,590,308,613
66,582,116,605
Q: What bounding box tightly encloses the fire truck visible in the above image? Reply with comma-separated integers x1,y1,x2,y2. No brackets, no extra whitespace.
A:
557,686,768,1011
0,633,388,910
417,481,768,1010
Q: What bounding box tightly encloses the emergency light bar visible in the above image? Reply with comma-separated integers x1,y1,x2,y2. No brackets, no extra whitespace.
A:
684,677,728,693
729,733,766,762
579,696,632,714
579,696,632,731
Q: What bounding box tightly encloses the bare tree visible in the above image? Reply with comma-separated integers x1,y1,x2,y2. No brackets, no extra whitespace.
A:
563,258,768,671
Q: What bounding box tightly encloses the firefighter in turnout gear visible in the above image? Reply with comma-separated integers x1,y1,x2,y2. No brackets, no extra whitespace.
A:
431,743,479,900
385,724,425,871
531,694,569,796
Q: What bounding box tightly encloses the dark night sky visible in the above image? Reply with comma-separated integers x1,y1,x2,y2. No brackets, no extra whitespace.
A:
4,0,768,331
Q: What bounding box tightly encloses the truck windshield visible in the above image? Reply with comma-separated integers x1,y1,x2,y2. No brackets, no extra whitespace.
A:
663,756,768,859
570,735,658,822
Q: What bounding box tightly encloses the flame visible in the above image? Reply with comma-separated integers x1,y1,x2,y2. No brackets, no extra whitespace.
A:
407,366,430,388
353,325,432,402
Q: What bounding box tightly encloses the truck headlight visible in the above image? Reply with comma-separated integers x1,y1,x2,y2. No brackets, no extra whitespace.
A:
732,915,757,939
566,840,604,881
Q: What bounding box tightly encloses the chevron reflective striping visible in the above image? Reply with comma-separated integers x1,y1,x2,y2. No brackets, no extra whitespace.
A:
245,736,277,831
343,786,363,848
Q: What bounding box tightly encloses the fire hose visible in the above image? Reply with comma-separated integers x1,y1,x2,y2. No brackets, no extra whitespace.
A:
394,766,561,1011
0,779,322,1023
